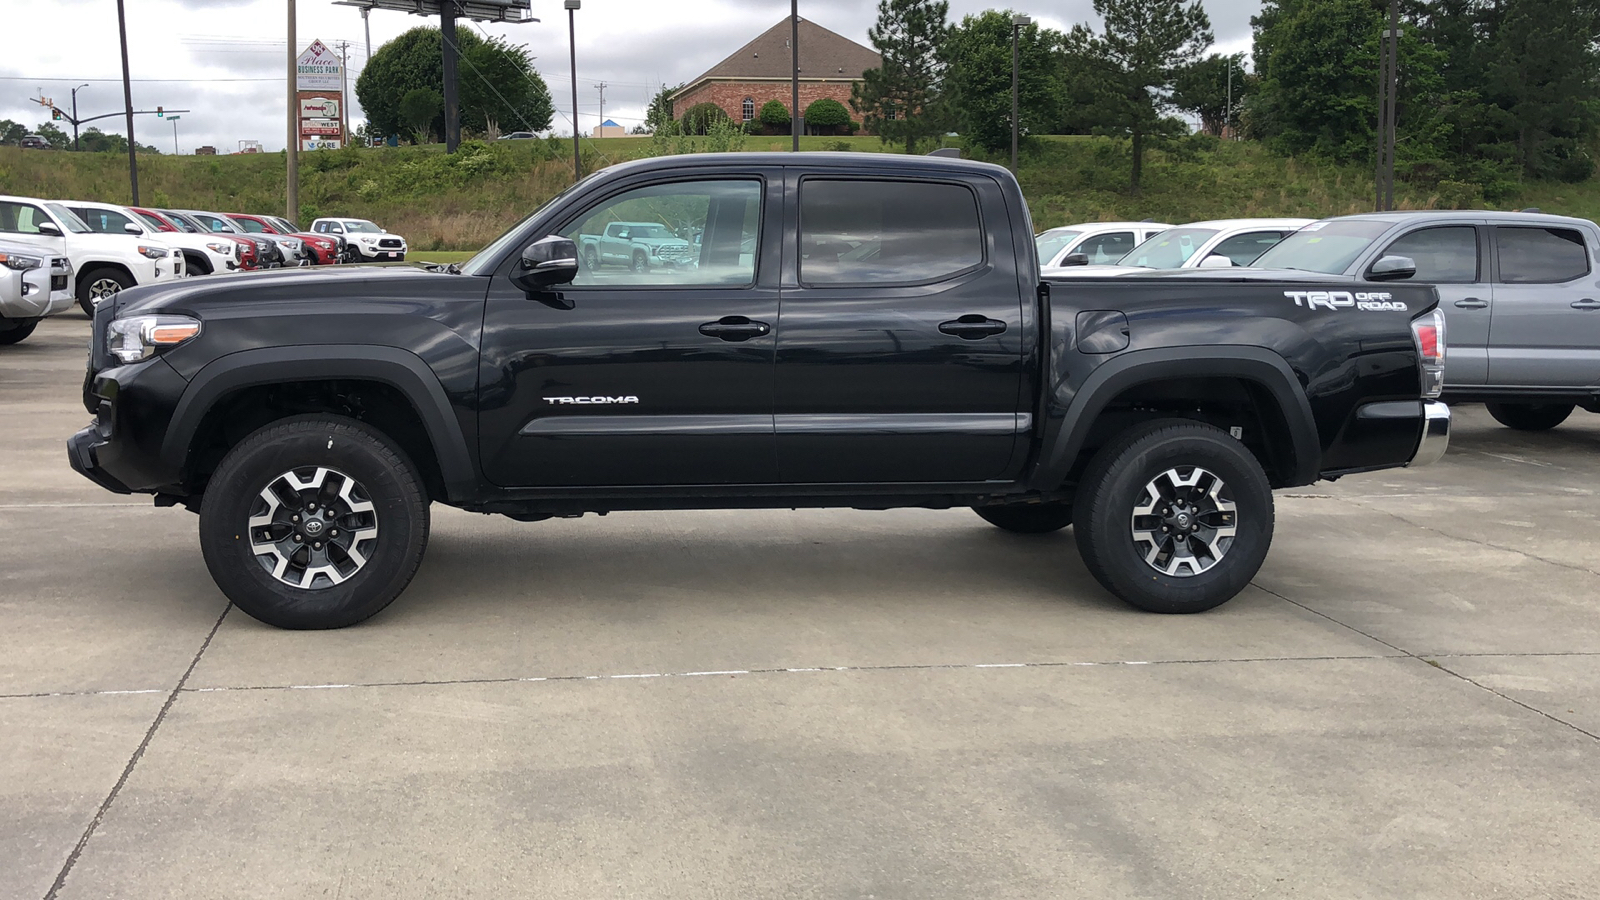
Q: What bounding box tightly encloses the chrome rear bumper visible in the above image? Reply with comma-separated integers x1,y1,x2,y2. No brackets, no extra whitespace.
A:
1407,401,1451,467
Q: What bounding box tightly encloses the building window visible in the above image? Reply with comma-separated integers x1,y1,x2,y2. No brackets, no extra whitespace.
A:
742,98,755,122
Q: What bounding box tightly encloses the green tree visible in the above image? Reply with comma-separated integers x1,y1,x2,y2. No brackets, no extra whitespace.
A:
35,122,70,149
804,98,852,134
680,101,728,135
758,99,790,134
400,88,443,143
644,83,683,133
1085,0,1214,193
941,10,1065,154
0,120,26,145
1171,52,1248,136
852,0,951,154
74,127,159,155
357,25,553,143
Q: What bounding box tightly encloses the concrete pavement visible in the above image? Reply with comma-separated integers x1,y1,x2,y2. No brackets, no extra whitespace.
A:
4,314,1597,899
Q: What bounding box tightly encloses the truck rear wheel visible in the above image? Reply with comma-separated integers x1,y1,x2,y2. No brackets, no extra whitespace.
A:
0,319,38,345
1485,402,1572,432
973,503,1073,534
1073,420,1273,614
199,414,430,629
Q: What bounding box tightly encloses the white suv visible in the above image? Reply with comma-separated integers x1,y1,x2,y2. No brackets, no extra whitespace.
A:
1043,218,1314,277
0,239,75,346
1035,221,1172,267
311,217,407,262
59,200,239,277
0,195,183,314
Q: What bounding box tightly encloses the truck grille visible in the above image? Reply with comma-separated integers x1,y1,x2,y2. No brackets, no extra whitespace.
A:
378,238,403,249
656,245,691,260
51,258,70,291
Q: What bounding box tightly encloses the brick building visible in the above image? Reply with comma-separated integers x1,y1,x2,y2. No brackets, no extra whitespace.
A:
671,17,880,131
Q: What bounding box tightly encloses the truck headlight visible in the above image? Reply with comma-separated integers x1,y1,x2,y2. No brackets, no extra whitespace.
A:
136,245,168,259
0,251,44,271
106,315,202,364
205,241,232,254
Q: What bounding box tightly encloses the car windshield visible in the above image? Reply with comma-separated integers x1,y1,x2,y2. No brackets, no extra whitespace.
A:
1035,230,1082,262
1250,220,1394,274
343,220,383,233
230,216,269,233
44,203,92,234
163,212,204,234
1117,227,1220,268
135,211,170,231
271,218,301,233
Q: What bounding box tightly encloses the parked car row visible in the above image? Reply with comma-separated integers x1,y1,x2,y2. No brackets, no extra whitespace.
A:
0,193,406,345
1037,209,1600,430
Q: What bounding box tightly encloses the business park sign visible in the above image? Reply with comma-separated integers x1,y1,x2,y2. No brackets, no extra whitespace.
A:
296,40,342,92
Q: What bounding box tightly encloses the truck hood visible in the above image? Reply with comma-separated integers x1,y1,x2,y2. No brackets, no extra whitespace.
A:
113,262,461,318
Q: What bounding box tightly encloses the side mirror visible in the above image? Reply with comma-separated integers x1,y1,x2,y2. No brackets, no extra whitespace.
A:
1368,255,1417,281
1198,254,1234,268
512,235,579,291
124,222,143,235
37,221,62,237
1061,252,1090,267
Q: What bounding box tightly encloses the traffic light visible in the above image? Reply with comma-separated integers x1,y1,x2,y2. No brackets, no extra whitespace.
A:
52,108,62,121
156,106,164,119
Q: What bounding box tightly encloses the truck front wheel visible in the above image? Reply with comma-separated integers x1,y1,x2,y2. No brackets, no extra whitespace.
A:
973,503,1074,534
631,250,648,273
1073,420,1273,614
1485,402,1572,431
199,414,430,629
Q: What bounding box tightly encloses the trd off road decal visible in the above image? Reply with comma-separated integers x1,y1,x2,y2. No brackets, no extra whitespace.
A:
1284,290,1408,312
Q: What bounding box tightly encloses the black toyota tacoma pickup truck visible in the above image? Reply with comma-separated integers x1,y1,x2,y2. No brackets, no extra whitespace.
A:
69,153,1451,629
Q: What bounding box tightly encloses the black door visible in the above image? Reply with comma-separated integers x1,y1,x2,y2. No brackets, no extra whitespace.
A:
478,174,782,487
773,174,1028,483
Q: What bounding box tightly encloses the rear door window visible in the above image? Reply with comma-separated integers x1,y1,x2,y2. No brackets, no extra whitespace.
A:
1495,226,1590,284
799,179,984,286
1076,231,1135,264
1379,226,1479,283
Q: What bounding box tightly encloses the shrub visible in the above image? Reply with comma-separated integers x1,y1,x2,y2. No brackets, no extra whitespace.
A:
681,102,728,136
759,100,791,134
804,98,850,135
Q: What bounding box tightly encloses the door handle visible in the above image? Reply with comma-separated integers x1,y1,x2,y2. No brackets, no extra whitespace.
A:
1571,298,1600,310
1454,298,1488,309
699,316,771,341
938,314,1008,339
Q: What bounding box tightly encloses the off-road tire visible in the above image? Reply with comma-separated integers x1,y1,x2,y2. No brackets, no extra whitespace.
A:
631,250,648,273
1073,419,1274,614
1485,402,1573,432
973,503,1074,534
0,319,38,345
199,415,430,629
583,246,601,270
77,266,134,316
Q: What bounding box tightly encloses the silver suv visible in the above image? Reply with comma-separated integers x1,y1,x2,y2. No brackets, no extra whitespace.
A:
1251,210,1600,430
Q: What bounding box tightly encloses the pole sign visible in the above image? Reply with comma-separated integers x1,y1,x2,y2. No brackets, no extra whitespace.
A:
301,119,343,136
296,40,342,91
299,98,340,119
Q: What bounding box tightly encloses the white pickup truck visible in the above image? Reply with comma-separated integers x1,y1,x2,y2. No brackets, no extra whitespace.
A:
0,195,183,314
60,200,240,277
578,221,695,272
0,239,74,345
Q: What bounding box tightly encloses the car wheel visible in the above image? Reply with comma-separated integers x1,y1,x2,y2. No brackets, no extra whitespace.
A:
0,319,39,345
185,252,213,276
1073,419,1273,614
583,246,601,270
973,503,1074,534
77,266,134,316
1485,402,1573,432
632,250,648,273
199,414,430,629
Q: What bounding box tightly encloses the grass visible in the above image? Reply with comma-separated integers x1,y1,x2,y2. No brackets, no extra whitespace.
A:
408,250,475,264
4,133,1595,253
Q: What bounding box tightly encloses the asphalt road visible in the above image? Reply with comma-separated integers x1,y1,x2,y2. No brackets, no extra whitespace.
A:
4,313,1598,899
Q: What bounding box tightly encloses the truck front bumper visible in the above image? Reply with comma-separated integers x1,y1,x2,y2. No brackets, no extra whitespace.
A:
67,357,189,496
1407,401,1451,467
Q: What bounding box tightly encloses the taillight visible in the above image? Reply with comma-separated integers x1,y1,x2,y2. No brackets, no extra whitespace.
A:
1411,308,1446,399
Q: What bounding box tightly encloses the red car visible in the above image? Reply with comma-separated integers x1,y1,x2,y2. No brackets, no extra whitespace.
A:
227,213,342,265
131,207,261,270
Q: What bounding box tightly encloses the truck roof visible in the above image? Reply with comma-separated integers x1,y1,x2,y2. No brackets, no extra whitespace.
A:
588,151,1013,181
1320,209,1597,229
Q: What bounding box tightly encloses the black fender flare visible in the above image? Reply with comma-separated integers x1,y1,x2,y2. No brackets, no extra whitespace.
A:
160,345,477,501
1031,345,1322,489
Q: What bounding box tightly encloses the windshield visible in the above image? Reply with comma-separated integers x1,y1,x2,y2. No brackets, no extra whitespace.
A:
135,211,171,232
271,217,301,233
343,220,383,234
163,212,204,234
230,216,269,233
1035,230,1082,262
44,203,92,234
1251,220,1394,274
1118,227,1220,268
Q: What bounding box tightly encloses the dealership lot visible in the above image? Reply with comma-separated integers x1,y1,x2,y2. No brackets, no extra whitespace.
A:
4,313,1599,898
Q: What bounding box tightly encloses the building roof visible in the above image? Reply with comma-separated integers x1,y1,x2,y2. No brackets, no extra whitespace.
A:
673,17,880,100
601,119,620,127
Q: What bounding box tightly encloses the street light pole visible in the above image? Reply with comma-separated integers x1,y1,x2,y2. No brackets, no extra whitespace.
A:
791,0,800,151
287,0,299,223
566,0,581,181
169,115,181,155
116,0,139,204
1011,14,1031,173
71,84,88,152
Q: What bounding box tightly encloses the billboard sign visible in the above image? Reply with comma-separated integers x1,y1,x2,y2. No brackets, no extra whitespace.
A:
300,98,340,119
301,119,343,136
302,138,343,151
296,40,342,91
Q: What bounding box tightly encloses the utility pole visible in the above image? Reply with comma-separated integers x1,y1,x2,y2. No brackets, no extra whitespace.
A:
595,81,607,135
336,40,352,146
287,0,299,223
440,0,460,152
566,0,581,180
1011,15,1031,171
361,6,372,59
790,1,800,150
116,0,139,204
1375,0,1398,210
169,115,181,155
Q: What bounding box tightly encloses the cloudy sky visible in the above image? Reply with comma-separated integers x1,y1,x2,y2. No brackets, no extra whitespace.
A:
2,0,1262,153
